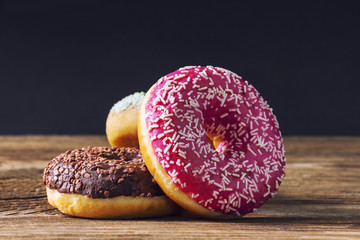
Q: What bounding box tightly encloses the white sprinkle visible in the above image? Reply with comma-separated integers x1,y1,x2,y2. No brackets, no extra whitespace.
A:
263,190,270,198
225,75,232,83
265,175,271,185
221,164,230,171
163,144,171,154
164,119,173,127
209,77,214,85
191,193,199,199
233,173,240,178
169,169,178,178
213,182,223,189
247,145,257,156
160,160,169,168
157,133,165,139
172,143,179,152
249,188,254,198
179,66,196,70
169,96,175,104
162,113,174,119
161,136,170,143
162,90,168,99
239,193,248,200
240,172,246,181
220,96,227,107
157,95,166,104
194,151,200,158
213,191,219,199
184,163,191,172
198,165,205,175
220,113,229,118
174,74,186,80
164,129,174,134
179,150,187,159
148,124,159,131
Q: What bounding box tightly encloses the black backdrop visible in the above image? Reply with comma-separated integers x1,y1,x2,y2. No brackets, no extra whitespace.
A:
0,1,359,135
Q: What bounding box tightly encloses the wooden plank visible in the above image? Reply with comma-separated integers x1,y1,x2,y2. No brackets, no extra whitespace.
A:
0,136,359,239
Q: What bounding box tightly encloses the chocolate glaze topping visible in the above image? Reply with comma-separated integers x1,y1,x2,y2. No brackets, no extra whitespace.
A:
43,146,164,198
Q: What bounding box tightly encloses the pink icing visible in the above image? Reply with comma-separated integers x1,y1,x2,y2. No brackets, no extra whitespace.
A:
145,66,286,215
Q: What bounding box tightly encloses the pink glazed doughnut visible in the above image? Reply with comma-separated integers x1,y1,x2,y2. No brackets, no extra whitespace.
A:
138,66,286,219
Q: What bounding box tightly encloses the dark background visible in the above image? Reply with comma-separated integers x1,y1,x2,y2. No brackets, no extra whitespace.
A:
0,1,359,135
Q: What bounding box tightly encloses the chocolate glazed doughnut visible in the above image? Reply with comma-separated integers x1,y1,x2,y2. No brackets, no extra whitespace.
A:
43,147,178,219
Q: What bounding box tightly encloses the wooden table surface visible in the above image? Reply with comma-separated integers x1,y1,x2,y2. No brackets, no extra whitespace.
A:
0,136,359,239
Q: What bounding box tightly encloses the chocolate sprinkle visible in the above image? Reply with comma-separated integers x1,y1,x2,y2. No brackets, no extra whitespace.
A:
43,146,164,198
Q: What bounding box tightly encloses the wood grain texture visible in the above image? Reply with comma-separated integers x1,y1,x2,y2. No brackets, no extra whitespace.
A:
0,136,359,239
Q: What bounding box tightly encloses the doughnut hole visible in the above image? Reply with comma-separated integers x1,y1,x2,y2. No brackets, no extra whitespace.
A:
206,133,225,153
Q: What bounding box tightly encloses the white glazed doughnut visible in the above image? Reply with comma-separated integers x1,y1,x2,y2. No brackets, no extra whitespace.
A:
106,92,145,147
